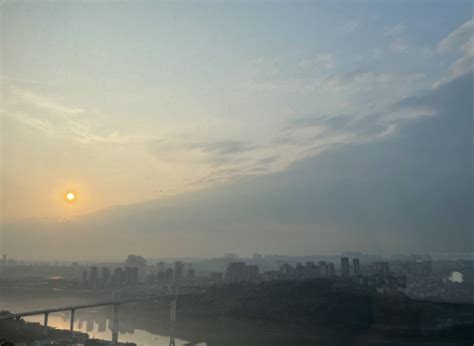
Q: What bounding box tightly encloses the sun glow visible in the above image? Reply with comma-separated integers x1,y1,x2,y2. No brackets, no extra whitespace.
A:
66,192,76,202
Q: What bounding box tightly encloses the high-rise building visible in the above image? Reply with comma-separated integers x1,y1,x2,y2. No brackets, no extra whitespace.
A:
295,263,305,279
187,265,195,280
374,262,390,277
280,263,294,278
165,268,174,281
124,266,139,285
157,270,165,282
2,254,6,270
327,263,336,276
90,266,98,289
305,262,319,278
174,261,184,282
245,265,260,282
114,267,124,286
352,258,361,276
102,267,110,287
225,262,247,283
210,272,223,282
82,270,88,288
319,261,328,277
340,257,350,277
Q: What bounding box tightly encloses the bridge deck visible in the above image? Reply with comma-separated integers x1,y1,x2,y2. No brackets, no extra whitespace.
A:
0,291,205,320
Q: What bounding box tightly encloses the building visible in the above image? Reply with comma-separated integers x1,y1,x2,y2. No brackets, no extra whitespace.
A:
165,268,174,281
174,261,185,282
327,263,336,277
82,270,88,288
225,262,247,283
280,263,294,278
90,266,98,289
101,267,110,287
157,270,166,282
305,262,319,279
187,265,195,280
113,267,124,286
319,261,328,277
374,262,390,277
210,272,223,283
340,257,350,277
124,266,139,285
353,258,361,276
245,265,260,282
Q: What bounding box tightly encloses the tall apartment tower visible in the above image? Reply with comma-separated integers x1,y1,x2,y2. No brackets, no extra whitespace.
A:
174,261,184,282
90,266,98,289
101,267,110,287
352,258,361,276
340,257,350,277
82,270,88,288
318,261,328,277
327,263,336,277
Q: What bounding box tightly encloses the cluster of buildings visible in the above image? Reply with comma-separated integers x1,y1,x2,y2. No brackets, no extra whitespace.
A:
81,261,199,289
224,258,359,283
153,261,195,283
82,266,139,289
222,257,409,296
224,262,259,283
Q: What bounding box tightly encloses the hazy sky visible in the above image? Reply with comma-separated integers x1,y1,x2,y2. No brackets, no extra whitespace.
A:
1,2,473,259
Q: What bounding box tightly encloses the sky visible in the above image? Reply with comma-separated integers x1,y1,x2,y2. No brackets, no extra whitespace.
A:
1,1,473,260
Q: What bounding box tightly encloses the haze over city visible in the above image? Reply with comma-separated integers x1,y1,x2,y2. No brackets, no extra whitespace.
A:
1,1,473,261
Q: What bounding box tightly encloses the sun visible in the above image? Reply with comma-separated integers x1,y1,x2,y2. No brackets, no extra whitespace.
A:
65,192,76,202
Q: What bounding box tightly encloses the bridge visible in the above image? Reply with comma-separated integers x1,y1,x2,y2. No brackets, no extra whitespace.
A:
0,290,205,345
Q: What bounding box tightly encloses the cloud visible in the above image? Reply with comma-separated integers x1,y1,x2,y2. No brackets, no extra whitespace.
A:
3,88,158,145
384,24,405,37
437,19,474,53
435,19,474,85
3,73,471,259
341,20,359,33
198,140,255,156
389,38,408,53
299,53,335,70
10,88,84,116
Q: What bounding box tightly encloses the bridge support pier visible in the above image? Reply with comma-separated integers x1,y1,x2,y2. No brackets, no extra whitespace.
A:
70,308,75,333
112,303,120,345
43,312,49,336
169,296,176,346
15,317,21,331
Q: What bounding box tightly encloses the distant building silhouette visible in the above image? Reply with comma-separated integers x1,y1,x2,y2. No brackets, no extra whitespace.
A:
374,262,390,277
225,262,247,283
90,266,98,289
82,269,88,288
327,262,336,277
174,261,184,282
165,267,174,281
101,267,110,287
113,267,124,286
210,272,223,283
340,257,350,277
245,264,260,282
318,261,328,277
187,265,195,280
124,266,138,285
352,258,361,276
